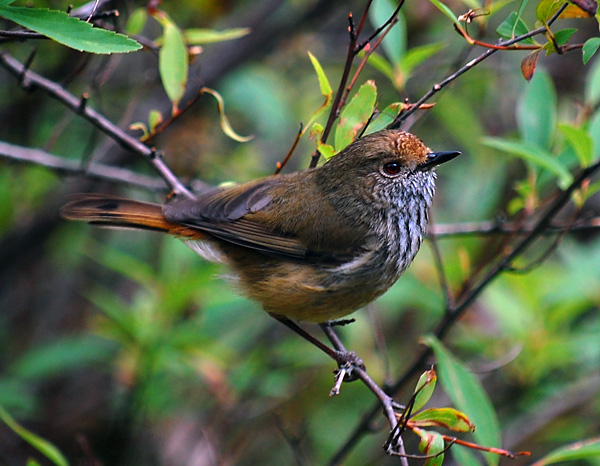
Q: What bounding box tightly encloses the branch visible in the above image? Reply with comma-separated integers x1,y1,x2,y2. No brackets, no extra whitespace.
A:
390,3,569,128
310,0,406,167
0,141,168,191
0,51,193,199
429,218,600,237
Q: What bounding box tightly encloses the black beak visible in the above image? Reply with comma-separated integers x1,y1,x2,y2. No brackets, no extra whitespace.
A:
418,151,461,171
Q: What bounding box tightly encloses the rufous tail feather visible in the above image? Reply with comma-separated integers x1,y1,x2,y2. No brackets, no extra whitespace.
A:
61,194,203,239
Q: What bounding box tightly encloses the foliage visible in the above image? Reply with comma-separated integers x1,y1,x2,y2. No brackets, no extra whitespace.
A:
0,0,599,465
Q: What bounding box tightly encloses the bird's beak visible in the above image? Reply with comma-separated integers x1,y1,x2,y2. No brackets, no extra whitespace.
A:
418,151,461,171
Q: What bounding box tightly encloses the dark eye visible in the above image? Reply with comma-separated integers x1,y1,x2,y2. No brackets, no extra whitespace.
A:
382,161,402,176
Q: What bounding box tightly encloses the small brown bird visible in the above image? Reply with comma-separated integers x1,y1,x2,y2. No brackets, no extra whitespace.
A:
61,130,459,323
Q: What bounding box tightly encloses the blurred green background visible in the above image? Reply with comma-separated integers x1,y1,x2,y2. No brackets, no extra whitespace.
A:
0,0,599,465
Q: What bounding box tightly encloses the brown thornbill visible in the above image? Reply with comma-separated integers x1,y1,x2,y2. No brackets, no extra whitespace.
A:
61,130,459,323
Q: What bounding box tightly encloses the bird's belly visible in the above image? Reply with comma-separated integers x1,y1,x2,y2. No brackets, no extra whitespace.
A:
225,246,401,323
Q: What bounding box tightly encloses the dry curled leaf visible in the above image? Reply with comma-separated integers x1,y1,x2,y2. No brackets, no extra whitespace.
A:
521,49,541,81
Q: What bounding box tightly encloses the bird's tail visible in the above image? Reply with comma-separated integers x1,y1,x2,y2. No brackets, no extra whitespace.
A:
61,194,203,239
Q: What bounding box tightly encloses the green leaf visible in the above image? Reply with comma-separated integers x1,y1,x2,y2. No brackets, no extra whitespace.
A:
558,123,593,167
457,0,481,8
585,57,600,106
307,52,333,100
369,0,406,65
319,144,335,160
365,52,394,82
482,137,573,188
410,407,474,432
0,404,69,466
158,16,188,109
402,42,446,74
423,335,501,466
417,429,445,466
0,4,141,53
583,37,600,64
309,123,335,160
589,108,600,160
428,0,460,26
536,0,563,23
129,121,149,138
202,87,253,142
149,109,163,133
543,28,578,55
412,369,437,412
184,27,250,45
125,7,147,36
533,437,600,465
517,69,557,149
11,336,114,379
334,80,377,152
496,12,534,43
365,102,403,134
553,28,577,47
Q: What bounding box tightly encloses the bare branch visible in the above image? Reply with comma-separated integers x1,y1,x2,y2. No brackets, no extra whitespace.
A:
390,3,569,128
429,218,600,237
0,51,193,198
0,141,167,191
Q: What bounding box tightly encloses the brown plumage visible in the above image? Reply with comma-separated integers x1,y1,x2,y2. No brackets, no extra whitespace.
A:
61,130,459,322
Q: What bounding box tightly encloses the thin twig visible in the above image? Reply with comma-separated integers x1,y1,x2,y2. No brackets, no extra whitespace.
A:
0,51,193,199
429,217,600,236
427,217,454,308
390,3,569,128
0,141,167,190
328,4,580,464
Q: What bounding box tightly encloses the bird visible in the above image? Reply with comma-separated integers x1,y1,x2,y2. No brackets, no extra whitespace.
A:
61,130,459,323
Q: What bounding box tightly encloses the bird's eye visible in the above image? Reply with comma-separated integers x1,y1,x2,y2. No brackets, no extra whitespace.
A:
382,161,402,176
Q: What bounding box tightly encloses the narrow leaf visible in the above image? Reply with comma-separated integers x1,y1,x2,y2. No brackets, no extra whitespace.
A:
517,69,557,149
365,102,405,134
583,37,600,64
0,5,141,53
402,42,446,74
521,50,541,81
428,0,460,26
412,369,437,412
482,137,573,187
536,0,563,23
410,407,474,432
416,428,445,466
369,0,406,65
496,12,534,43
307,52,333,99
531,437,600,465
184,27,250,45
334,80,377,152
125,8,147,36
158,17,188,109
558,123,593,167
202,87,253,142
0,404,69,466
585,57,600,105
423,335,501,466
149,110,164,133
310,123,336,160
553,28,577,46
365,52,395,82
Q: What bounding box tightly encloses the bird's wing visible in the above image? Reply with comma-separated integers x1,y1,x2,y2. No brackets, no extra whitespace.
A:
163,177,310,259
